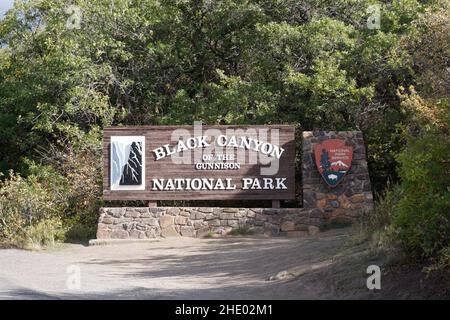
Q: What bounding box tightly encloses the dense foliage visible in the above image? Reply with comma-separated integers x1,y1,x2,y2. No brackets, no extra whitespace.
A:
0,0,448,267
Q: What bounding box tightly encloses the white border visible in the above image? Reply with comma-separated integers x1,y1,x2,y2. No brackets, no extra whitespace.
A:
110,136,145,191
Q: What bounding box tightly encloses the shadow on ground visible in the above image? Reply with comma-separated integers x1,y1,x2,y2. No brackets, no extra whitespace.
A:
1,228,448,299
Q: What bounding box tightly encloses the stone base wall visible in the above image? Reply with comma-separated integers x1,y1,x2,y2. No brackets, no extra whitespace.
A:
301,131,374,221
97,207,325,239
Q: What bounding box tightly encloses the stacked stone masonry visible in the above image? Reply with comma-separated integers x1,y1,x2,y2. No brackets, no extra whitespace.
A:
302,131,374,221
97,207,324,239
96,131,374,239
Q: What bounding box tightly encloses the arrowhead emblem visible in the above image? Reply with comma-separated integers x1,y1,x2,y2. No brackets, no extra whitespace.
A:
313,139,353,187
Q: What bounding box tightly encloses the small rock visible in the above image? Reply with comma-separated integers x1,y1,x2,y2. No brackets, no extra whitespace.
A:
135,223,148,231
196,227,211,238
180,226,196,237
129,230,146,239
302,131,313,139
255,214,268,221
175,216,188,225
195,212,206,220
280,221,295,232
219,212,234,220
145,229,158,238
213,227,232,235
140,212,152,218
246,210,256,218
210,219,221,227
350,194,365,203
161,226,180,237
159,215,174,228
125,210,140,218
315,193,326,200
193,220,206,229
316,198,327,209
107,208,123,217
310,209,324,218
268,270,290,281
330,200,340,208
167,207,180,216
338,195,352,209
96,229,111,239
101,217,115,225
308,226,320,236
180,210,191,217
141,218,159,226
110,230,129,239
226,220,238,228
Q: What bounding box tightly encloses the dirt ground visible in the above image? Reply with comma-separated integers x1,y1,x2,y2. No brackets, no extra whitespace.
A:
0,228,448,299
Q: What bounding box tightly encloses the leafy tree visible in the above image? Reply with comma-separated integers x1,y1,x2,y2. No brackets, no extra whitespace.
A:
0,0,448,253
320,149,330,171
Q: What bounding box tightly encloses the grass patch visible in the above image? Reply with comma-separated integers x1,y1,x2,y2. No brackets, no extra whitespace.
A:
320,217,353,231
65,223,96,244
203,232,215,238
19,218,66,250
228,227,255,236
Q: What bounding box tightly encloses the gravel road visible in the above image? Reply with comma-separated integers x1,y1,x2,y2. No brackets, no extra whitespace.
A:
0,229,446,299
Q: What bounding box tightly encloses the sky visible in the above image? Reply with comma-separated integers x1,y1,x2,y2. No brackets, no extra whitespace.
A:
0,0,15,19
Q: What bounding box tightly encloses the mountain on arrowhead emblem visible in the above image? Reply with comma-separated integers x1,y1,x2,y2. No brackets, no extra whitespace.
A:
313,139,353,187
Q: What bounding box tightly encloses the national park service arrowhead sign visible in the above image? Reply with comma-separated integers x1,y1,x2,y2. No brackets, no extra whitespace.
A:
314,139,353,187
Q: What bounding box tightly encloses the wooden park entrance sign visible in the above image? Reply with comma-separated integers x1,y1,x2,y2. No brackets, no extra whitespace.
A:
95,128,375,241
103,124,295,202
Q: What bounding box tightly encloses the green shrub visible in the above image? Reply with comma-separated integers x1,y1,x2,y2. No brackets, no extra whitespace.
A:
229,227,255,236
424,246,450,275
202,232,215,239
320,217,353,231
359,186,397,231
65,219,97,243
50,148,103,241
361,88,450,271
0,170,67,247
357,186,401,250
364,131,449,268
0,149,102,248
0,165,101,248
392,132,450,257
22,218,66,250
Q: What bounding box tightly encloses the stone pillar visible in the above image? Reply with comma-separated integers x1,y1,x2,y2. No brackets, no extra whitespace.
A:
301,131,374,222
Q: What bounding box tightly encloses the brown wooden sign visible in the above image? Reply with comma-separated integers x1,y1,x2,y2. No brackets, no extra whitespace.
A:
103,125,295,200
